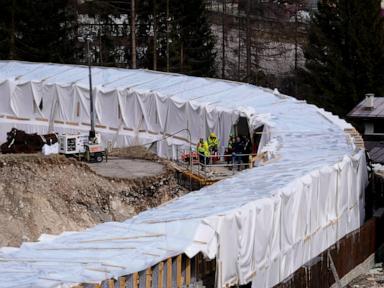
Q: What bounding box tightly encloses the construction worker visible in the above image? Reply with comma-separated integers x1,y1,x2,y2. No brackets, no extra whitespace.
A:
232,136,244,171
207,132,220,154
197,138,209,170
225,135,234,164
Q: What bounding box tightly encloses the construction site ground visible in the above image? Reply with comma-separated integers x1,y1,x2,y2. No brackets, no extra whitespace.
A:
348,263,384,287
0,146,187,247
172,159,249,180
87,158,165,179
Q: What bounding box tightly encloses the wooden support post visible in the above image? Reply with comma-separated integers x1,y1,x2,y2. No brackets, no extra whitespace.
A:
146,267,152,288
204,259,209,275
196,254,201,280
186,257,191,287
119,276,126,288
176,255,182,288
158,261,164,288
166,258,172,288
328,250,342,288
133,272,139,288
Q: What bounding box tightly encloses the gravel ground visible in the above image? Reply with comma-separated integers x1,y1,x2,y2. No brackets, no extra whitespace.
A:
348,263,384,288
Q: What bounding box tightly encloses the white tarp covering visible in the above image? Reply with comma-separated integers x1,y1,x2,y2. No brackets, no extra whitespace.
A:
0,61,368,288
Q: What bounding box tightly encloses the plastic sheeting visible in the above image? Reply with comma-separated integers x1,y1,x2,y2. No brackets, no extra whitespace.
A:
0,61,368,288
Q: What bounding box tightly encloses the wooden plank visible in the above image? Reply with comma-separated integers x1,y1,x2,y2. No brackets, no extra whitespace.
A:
146,267,152,288
65,120,79,126
35,117,49,122
158,262,164,288
186,257,191,287
76,101,80,117
119,276,126,288
166,258,172,288
204,259,209,275
176,255,182,288
133,272,139,288
54,120,65,124
6,115,30,121
195,254,201,280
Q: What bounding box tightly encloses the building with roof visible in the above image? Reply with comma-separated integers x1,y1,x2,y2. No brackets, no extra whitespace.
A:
0,60,367,287
348,95,384,164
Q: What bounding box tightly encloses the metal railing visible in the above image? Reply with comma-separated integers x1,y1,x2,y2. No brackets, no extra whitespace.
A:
176,148,259,179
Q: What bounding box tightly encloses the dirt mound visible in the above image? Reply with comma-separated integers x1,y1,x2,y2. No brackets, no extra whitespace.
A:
109,145,158,160
0,152,186,247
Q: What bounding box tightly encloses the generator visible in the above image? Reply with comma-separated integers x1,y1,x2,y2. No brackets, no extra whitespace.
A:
58,133,106,162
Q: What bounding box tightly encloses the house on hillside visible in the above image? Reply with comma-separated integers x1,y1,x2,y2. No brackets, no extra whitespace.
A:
348,94,384,164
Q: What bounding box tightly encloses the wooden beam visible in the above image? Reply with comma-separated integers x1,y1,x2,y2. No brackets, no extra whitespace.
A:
176,255,182,288
158,261,164,288
204,258,209,275
6,115,30,121
196,254,201,280
133,272,139,288
35,117,49,122
166,258,172,288
53,119,64,124
146,267,152,288
186,257,191,287
65,120,79,126
119,276,126,288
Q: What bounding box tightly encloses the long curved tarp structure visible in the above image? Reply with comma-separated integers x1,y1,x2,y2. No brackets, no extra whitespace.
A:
0,61,367,287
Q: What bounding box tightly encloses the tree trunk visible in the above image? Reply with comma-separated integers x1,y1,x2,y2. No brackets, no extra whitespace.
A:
153,0,157,70
131,0,137,69
221,0,226,79
10,0,16,59
166,0,170,72
246,0,251,81
180,42,184,73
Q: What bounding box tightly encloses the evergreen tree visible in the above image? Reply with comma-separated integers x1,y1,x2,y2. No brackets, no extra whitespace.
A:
173,0,216,77
135,0,216,77
79,0,127,66
0,0,77,63
302,0,384,116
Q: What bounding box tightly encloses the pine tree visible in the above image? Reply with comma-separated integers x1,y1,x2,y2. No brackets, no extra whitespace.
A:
0,0,77,63
135,0,216,77
302,0,384,116
174,0,216,77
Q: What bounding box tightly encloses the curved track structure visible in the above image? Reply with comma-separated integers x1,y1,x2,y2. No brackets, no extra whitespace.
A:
0,61,367,287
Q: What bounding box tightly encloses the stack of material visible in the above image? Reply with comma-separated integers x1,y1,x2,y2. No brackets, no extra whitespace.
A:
0,128,58,154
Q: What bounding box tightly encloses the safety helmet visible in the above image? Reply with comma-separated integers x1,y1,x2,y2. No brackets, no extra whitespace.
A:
210,132,216,138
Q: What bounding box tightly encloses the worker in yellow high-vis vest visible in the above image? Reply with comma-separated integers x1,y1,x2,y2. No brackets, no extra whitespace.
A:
197,138,209,170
